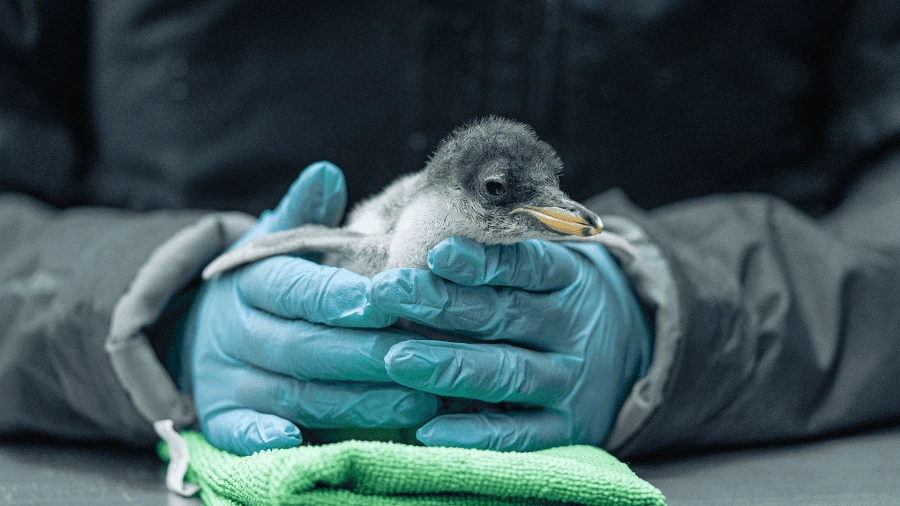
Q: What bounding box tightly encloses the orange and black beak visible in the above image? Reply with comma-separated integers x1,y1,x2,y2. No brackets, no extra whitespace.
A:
511,198,602,237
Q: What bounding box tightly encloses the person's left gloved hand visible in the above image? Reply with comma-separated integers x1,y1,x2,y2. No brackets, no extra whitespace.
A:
370,237,653,452
180,162,438,456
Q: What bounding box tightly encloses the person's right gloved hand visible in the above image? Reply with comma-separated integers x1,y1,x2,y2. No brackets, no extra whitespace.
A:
179,162,439,456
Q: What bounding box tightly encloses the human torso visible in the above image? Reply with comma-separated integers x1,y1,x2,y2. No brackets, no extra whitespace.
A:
74,0,850,216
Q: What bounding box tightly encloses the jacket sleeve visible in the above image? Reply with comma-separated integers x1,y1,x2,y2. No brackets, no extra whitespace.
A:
598,0,900,458
0,193,257,444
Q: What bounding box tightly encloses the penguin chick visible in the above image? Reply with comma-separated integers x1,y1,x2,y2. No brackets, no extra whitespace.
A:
203,117,633,279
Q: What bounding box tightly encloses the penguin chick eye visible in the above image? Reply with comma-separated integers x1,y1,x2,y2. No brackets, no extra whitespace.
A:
484,179,507,196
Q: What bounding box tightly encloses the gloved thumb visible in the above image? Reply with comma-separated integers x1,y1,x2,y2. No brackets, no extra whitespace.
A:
266,161,348,232
203,408,303,456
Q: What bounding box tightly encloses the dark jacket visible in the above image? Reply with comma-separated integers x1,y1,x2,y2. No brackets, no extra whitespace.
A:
1,0,898,457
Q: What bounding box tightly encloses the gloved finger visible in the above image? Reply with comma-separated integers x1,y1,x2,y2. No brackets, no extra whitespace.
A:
371,268,561,348
221,308,415,382
237,256,396,328
427,237,580,291
202,407,303,456
266,161,347,232
384,340,577,406
416,410,572,452
230,367,440,429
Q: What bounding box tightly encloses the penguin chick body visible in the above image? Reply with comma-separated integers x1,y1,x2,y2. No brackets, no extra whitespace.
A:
203,117,633,280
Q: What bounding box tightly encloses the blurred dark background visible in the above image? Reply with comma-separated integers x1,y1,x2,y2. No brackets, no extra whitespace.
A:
1,1,865,217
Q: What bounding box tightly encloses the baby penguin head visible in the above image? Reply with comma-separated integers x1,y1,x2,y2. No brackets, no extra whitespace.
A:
425,116,603,243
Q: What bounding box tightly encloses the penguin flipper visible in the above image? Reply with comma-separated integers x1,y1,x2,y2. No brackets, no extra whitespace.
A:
202,225,366,279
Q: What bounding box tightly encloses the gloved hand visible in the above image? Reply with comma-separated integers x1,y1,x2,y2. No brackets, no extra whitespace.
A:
370,237,652,452
181,162,439,456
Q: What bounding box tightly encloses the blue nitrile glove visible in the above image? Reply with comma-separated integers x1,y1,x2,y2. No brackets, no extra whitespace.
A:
370,237,652,452
181,162,439,456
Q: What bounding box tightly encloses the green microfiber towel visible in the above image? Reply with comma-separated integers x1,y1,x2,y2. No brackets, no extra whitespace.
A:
158,431,665,506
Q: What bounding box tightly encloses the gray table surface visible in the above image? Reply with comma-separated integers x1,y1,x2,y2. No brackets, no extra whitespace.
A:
631,426,900,506
2,426,899,505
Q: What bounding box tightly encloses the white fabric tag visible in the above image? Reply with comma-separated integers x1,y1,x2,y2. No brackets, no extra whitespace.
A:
154,419,201,497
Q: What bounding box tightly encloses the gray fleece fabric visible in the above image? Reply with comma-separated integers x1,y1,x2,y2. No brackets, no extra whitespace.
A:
0,194,200,443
